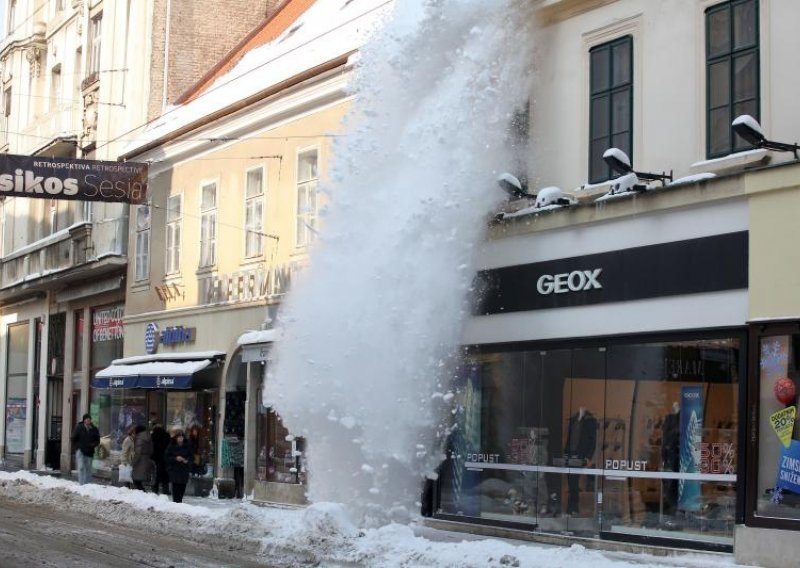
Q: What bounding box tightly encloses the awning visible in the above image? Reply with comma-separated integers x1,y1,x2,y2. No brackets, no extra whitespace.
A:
238,329,280,363
92,359,215,390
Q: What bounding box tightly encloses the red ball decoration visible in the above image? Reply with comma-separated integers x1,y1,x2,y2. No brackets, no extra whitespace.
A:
774,377,797,406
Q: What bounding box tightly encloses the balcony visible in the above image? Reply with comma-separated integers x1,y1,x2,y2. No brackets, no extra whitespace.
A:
81,72,99,92
0,217,128,300
19,105,80,155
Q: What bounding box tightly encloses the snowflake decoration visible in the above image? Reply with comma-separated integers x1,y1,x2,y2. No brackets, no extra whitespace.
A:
761,339,788,379
771,486,784,505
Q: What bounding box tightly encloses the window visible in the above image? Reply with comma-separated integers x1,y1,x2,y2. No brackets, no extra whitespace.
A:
296,149,318,247
706,0,759,158
134,203,150,281
165,194,182,274
589,36,633,184
752,327,800,524
5,322,29,454
199,182,217,267
245,167,265,257
7,1,16,35
88,13,102,77
50,65,61,113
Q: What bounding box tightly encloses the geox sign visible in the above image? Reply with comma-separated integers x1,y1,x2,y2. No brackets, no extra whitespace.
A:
0,154,148,204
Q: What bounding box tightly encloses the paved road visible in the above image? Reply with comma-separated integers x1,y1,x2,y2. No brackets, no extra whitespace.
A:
0,498,270,568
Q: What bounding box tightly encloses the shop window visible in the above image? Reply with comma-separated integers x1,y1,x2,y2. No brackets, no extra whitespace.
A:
437,335,741,548
705,0,759,158
257,398,305,484
753,330,800,522
296,149,318,247
5,322,29,454
588,35,633,184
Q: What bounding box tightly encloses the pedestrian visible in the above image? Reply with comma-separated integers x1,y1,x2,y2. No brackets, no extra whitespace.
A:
150,423,171,495
188,425,203,477
70,413,100,485
132,424,153,491
120,425,137,489
165,429,192,503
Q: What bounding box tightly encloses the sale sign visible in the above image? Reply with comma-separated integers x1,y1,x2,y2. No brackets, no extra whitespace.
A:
770,406,797,449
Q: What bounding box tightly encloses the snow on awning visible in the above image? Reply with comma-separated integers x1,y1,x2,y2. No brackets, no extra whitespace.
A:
238,329,280,363
92,359,214,389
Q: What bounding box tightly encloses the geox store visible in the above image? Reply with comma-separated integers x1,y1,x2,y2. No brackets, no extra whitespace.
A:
434,195,748,552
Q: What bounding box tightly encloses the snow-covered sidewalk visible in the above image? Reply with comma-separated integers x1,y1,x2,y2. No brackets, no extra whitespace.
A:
0,470,752,567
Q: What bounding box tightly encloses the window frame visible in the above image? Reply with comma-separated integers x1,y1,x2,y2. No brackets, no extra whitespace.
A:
705,0,760,159
244,165,266,259
134,202,151,282
588,35,634,184
165,193,182,276
295,147,319,248
199,180,218,269
88,12,102,77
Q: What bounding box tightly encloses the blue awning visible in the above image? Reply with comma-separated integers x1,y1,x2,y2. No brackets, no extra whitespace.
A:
92,359,213,390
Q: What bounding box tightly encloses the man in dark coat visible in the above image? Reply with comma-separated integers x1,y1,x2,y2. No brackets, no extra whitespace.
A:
564,407,597,515
150,424,171,495
70,413,100,485
165,430,192,503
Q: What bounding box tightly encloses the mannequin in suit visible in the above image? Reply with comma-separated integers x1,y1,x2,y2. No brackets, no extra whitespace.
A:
661,402,681,514
564,406,597,515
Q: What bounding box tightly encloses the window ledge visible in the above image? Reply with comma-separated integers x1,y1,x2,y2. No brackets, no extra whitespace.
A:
690,149,770,176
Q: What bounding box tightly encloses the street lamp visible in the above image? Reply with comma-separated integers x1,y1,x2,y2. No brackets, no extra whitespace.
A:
732,115,799,159
497,172,534,199
602,148,673,186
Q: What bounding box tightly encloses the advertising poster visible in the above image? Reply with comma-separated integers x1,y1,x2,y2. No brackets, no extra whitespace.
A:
5,398,27,454
776,440,800,495
679,385,704,511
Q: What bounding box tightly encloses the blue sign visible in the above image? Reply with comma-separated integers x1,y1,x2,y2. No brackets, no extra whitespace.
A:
91,374,193,389
777,440,800,495
145,322,159,354
679,385,704,511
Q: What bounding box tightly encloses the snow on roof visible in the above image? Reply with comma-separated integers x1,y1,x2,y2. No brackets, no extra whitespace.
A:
107,351,226,366
238,329,281,346
123,0,394,158
669,172,717,186
96,359,213,378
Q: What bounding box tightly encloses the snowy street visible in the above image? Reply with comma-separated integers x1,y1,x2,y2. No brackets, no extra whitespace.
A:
0,471,756,568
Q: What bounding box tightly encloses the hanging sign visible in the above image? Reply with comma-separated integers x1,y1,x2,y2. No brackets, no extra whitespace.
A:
770,406,797,449
0,154,148,204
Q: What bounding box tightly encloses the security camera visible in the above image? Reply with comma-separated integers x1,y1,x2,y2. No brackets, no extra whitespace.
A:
534,186,575,208
609,172,641,195
497,173,533,199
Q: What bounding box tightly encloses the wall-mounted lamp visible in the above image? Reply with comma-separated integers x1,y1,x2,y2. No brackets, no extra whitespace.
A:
603,148,673,186
497,172,534,199
732,115,799,159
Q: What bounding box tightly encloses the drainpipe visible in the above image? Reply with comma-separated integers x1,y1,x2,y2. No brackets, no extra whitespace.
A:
35,293,50,471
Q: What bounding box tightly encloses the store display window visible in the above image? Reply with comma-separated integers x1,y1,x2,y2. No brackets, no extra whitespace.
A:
437,334,741,548
5,322,29,455
752,329,800,523
257,387,305,484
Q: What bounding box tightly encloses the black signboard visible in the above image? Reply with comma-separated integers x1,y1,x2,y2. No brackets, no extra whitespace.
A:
474,231,748,315
0,153,148,204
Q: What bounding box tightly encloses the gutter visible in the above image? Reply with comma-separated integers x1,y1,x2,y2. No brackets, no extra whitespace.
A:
120,52,352,161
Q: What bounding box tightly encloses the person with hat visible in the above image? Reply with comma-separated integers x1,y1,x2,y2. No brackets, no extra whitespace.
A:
165,429,192,503
70,413,100,485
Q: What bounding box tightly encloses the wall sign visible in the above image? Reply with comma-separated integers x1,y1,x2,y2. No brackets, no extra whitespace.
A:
198,263,297,306
92,306,124,342
0,154,148,204
144,323,196,354
474,232,748,315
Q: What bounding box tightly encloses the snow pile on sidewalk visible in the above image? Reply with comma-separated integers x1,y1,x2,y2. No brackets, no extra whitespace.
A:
0,471,747,568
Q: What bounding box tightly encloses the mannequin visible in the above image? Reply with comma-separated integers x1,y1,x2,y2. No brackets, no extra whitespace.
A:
661,402,681,514
564,406,597,515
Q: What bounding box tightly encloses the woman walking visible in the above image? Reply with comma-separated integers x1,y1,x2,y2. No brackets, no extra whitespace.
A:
120,425,137,489
165,429,192,503
132,424,153,491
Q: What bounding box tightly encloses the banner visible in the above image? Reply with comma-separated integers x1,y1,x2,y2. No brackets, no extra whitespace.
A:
0,153,148,204
679,385,704,511
770,406,797,449
776,440,800,495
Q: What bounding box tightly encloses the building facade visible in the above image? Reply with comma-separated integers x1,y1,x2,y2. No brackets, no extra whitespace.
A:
115,0,389,503
0,0,274,476
430,1,800,566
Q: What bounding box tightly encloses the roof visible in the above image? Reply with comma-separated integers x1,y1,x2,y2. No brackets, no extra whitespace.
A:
123,0,393,159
